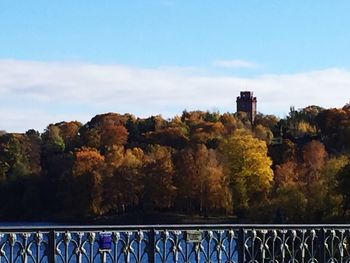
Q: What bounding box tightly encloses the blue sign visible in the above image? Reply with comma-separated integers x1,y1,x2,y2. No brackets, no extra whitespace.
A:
99,232,112,250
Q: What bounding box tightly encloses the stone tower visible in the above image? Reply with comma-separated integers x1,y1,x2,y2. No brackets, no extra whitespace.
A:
236,91,257,123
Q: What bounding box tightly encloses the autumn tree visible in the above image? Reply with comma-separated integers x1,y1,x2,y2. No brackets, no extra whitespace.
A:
317,108,350,151
220,113,240,135
255,114,279,131
174,144,231,213
103,146,144,213
219,129,273,215
2,106,350,222
145,127,189,149
301,140,328,182
173,147,198,212
56,121,82,151
199,146,231,212
253,124,273,143
79,113,129,149
284,106,322,138
274,160,299,189
142,145,176,210
101,123,128,147
72,147,105,216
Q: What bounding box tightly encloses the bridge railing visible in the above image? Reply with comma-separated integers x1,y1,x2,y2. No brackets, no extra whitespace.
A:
0,224,349,262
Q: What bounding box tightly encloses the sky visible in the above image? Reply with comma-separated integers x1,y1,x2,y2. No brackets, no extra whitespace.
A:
1,1,350,132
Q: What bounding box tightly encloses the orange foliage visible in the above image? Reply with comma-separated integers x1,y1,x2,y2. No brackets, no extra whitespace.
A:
73,147,105,176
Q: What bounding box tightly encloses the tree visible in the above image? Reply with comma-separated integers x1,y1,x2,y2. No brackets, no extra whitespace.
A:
101,124,128,146
190,122,225,146
255,114,279,131
57,121,82,150
316,109,350,151
219,129,273,215
321,155,349,219
145,127,189,149
220,113,240,134
103,146,144,214
269,139,297,165
25,129,42,175
0,134,31,179
254,124,273,143
72,147,105,216
201,146,231,212
302,140,327,171
80,127,101,149
285,140,328,222
142,145,176,210
285,106,321,138
336,162,350,217
174,144,231,213
295,121,317,137
42,125,65,154
274,160,299,189
273,184,307,223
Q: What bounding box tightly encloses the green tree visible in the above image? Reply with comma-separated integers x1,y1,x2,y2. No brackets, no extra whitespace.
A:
321,155,349,219
273,184,307,223
42,125,65,154
336,162,350,217
0,134,31,179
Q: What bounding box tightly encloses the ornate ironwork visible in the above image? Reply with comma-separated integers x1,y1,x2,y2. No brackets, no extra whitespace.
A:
1,225,350,262
0,230,50,263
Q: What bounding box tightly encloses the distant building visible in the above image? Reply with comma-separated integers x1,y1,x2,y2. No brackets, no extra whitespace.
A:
236,91,257,123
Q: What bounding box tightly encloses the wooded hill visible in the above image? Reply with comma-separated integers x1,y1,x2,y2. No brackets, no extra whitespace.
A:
1,105,350,223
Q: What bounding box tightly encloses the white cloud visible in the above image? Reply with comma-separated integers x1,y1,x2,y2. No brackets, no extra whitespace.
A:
0,109,90,134
213,59,259,69
0,59,349,132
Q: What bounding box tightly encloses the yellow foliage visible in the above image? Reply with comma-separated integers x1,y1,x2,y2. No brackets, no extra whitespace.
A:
296,121,317,137
219,129,273,212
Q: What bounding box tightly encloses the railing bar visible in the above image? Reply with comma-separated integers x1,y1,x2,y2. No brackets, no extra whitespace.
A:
237,228,244,263
48,230,55,263
1,224,350,232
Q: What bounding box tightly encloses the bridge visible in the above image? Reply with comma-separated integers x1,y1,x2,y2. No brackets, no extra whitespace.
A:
0,224,349,262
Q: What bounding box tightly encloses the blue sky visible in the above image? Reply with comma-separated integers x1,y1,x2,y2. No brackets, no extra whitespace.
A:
1,1,350,132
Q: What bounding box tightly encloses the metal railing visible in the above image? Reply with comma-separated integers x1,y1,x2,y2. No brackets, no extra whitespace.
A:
0,224,350,262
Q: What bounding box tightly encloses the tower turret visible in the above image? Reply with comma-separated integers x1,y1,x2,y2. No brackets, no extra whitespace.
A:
236,91,257,123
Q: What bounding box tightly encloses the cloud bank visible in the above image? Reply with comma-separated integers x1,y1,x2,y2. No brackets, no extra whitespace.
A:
0,59,349,132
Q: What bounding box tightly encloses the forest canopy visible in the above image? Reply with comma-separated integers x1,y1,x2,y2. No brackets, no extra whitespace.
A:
1,105,350,223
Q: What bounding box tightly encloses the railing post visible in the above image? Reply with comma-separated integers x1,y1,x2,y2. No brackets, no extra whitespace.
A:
318,228,326,263
148,229,156,263
238,228,245,263
48,230,56,263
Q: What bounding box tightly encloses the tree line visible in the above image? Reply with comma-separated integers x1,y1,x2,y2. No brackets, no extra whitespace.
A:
1,105,350,223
